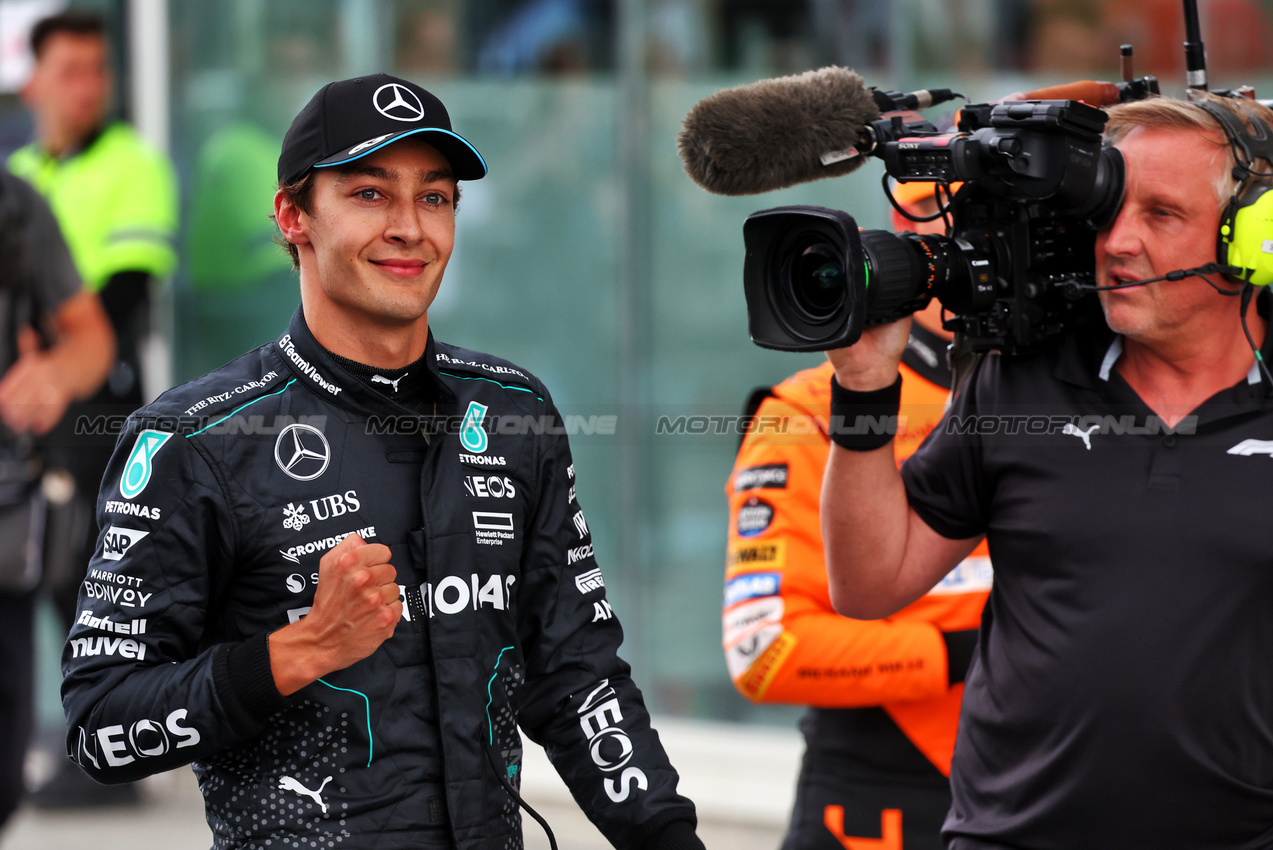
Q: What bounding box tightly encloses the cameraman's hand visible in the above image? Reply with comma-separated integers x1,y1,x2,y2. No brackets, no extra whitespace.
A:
826,315,913,392
268,533,402,695
0,327,74,436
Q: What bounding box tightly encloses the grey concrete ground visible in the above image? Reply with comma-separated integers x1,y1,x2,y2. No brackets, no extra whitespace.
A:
0,718,798,850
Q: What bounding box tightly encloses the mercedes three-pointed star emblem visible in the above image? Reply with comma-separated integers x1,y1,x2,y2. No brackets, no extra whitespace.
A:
274,424,331,481
373,83,425,123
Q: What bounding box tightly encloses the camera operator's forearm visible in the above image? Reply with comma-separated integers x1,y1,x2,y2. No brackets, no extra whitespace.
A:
822,444,977,620
822,442,915,619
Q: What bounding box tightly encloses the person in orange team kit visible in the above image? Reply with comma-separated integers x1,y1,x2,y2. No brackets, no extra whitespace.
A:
723,181,989,850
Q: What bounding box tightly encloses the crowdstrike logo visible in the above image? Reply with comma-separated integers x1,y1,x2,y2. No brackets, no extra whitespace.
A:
373,83,425,122
274,424,331,481
280,526,376,564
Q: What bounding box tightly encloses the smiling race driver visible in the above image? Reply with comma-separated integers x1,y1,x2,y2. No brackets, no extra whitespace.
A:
61,74,705,850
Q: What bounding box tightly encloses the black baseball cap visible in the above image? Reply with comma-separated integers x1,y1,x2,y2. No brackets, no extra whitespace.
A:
278,73,487,185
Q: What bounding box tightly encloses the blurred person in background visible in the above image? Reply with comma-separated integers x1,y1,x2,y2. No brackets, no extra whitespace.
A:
0,170,113,833
723,181,990,850
8,7,177,809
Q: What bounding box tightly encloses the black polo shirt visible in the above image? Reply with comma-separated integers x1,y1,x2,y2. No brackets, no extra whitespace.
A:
902,320,1273,849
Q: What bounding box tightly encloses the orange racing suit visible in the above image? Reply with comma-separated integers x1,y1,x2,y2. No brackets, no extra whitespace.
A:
724,328,991,850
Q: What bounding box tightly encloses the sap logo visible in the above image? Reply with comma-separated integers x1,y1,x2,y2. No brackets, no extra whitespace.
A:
101,526,149,561
574,567,604,595
76,708,200,769
401,573,518,620
576,680,648,803
70,635,148,660
724,572,781,608
83,582,153,609
567,544,594,566
77,610,147,636
310,490,361,521
572,510,589,539
464,476,516,499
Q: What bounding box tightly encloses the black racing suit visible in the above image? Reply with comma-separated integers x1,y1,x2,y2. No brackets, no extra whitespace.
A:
61,309,699,850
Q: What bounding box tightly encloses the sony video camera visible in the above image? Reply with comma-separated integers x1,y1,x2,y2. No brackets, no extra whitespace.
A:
743,97,1128,354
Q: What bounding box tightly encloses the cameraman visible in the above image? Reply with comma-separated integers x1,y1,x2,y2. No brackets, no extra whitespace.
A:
0,171,113,832
724,182,989,850
823,92,1273,847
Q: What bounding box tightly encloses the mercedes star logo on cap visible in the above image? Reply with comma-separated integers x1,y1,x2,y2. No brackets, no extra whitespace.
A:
374,83,425,123
275,424,331,481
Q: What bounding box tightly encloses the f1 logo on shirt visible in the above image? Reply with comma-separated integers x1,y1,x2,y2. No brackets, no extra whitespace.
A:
120,430,173,499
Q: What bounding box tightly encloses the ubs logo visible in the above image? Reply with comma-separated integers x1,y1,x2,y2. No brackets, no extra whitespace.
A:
275,424,331,481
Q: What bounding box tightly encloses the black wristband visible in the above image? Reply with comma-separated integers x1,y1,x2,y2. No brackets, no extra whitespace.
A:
828,374,903,451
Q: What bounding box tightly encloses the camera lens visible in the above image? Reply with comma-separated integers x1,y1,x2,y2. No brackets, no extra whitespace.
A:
789,239,847,319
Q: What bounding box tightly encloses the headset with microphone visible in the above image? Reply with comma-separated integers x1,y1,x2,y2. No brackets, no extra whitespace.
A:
1085,98,1273,385
1086,99,1273,292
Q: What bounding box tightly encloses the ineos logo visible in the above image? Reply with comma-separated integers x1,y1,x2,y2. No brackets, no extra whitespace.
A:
274,424,331,481
373,83,425,122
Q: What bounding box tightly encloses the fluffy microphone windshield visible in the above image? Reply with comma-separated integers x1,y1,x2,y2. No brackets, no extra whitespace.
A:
678,66,880,196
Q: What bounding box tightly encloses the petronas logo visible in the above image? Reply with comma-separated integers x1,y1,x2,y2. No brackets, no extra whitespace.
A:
460,402,489,453
121,430,173,500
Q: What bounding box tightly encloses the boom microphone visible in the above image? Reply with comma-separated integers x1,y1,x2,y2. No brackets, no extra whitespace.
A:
678,66,880,196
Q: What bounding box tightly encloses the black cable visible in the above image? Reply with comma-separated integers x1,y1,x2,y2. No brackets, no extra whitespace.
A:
1238,284,1273,390
482,740,558,850
1075,263,1242,293
883,173,957,232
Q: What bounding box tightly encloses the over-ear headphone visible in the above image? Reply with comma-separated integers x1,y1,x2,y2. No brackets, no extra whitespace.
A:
1198,101,1273,286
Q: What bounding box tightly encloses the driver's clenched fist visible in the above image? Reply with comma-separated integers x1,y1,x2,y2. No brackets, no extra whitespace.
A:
268,533,402,695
